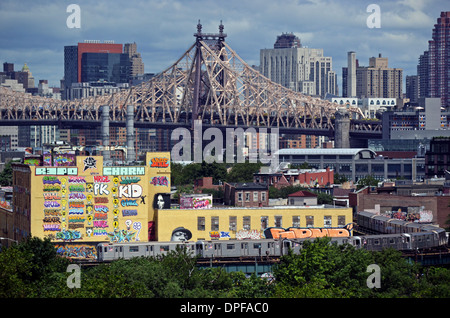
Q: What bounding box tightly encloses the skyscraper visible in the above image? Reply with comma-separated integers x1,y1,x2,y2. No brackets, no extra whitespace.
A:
63,41,127,100
260,33,337,98
428,11,450,107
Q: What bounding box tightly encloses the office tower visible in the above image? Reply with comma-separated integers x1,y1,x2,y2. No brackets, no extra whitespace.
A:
260,33,338,98
80,53,130,83
63,41,125,99
21,63,35,88
124,42,145,78
406,75,419,105
428,11,450,107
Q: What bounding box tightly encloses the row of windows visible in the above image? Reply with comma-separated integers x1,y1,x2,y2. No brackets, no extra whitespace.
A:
196,215,347,231
237,191,267,202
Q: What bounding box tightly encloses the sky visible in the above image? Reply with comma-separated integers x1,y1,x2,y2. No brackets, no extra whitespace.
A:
0,0,447,91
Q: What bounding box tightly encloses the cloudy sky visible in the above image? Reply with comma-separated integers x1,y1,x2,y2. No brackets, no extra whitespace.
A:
0,0,447,90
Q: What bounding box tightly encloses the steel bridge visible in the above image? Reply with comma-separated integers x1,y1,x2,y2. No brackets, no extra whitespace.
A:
0,22,382,140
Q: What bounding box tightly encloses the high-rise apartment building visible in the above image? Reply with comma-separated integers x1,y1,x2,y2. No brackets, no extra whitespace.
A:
428,12,450,107
342,52,402,99
260,33,338,98
406,75,420,105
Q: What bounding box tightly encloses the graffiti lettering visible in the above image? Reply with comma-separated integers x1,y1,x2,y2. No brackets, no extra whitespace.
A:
236,229,262,240
43,185,61,192
68,176,86,183
93,176,110,183
44,193,61,200
93,229,108,236
150,157,169,168
150,176,169,186
43,176,61,184
56,229,82,241
118,184,143,198
94,205,109,212
43,217,61,223
264,227,351,239
68,208,84,215
68,193,86,200
120,176,141,184
93,220,108,228
69,185,85,192
43,223,61,231
121,199,138,207
69,201,85,208
94,197,109,203
94,183,109,195
44,209,61,216
122,209,138,216
94,213,108,219
44,201,61,208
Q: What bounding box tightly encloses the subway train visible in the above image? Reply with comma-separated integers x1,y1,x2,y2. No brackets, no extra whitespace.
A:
97,211,448,262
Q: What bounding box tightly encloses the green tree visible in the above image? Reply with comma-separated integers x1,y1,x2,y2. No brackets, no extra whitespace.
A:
357,174,379,190
226,162,263,183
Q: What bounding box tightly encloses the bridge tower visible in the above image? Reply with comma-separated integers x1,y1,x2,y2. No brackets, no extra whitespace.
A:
334,108,350,148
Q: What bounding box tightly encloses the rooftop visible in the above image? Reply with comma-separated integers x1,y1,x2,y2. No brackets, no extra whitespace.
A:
288,190,318,197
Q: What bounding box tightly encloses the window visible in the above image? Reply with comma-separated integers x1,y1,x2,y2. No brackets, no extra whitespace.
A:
338,215,346,227
292,216,300,227
253,192,259,202
197,217,205,231
306,216,314,227
160,245,169,252
261,192,267,202
227,244,235,250
229,216,237,231
129,246,139,252
275,216,282,227
261,216,268,230
211,216,219,231
324,216,332,227
243,216,251,230
237,192,243,202
245,192,250,202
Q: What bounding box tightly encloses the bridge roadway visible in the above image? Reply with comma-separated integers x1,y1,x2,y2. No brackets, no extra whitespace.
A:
0,118,383,139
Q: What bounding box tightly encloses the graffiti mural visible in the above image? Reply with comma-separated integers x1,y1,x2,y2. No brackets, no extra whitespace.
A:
171,227,192,241
34,156,150,244
263,225,353,239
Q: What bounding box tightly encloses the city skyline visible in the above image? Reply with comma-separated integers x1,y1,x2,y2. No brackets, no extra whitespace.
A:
0,0,447,91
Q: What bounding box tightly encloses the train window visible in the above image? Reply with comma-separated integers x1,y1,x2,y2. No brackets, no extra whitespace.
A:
146,245,153,252
374,239,380,245
226,244,235,250
104,247,108,253
253,243,261,249
160,245,169,252
389,238,395,244
129,246,139,252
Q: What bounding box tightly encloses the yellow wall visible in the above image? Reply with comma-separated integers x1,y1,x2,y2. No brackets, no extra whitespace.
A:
30,153,171,244
156,206,353,241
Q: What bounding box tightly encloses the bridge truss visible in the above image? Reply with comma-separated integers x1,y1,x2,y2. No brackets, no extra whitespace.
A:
0,22,375,134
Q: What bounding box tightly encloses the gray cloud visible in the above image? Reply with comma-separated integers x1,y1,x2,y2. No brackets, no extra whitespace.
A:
0,0,447,90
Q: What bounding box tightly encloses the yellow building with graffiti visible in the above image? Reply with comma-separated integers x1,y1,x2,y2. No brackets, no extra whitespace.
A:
20,152,171,246
156,206,353,242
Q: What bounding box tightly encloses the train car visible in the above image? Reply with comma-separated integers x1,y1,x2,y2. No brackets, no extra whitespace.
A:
97,241,197,261
195,239,283,259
